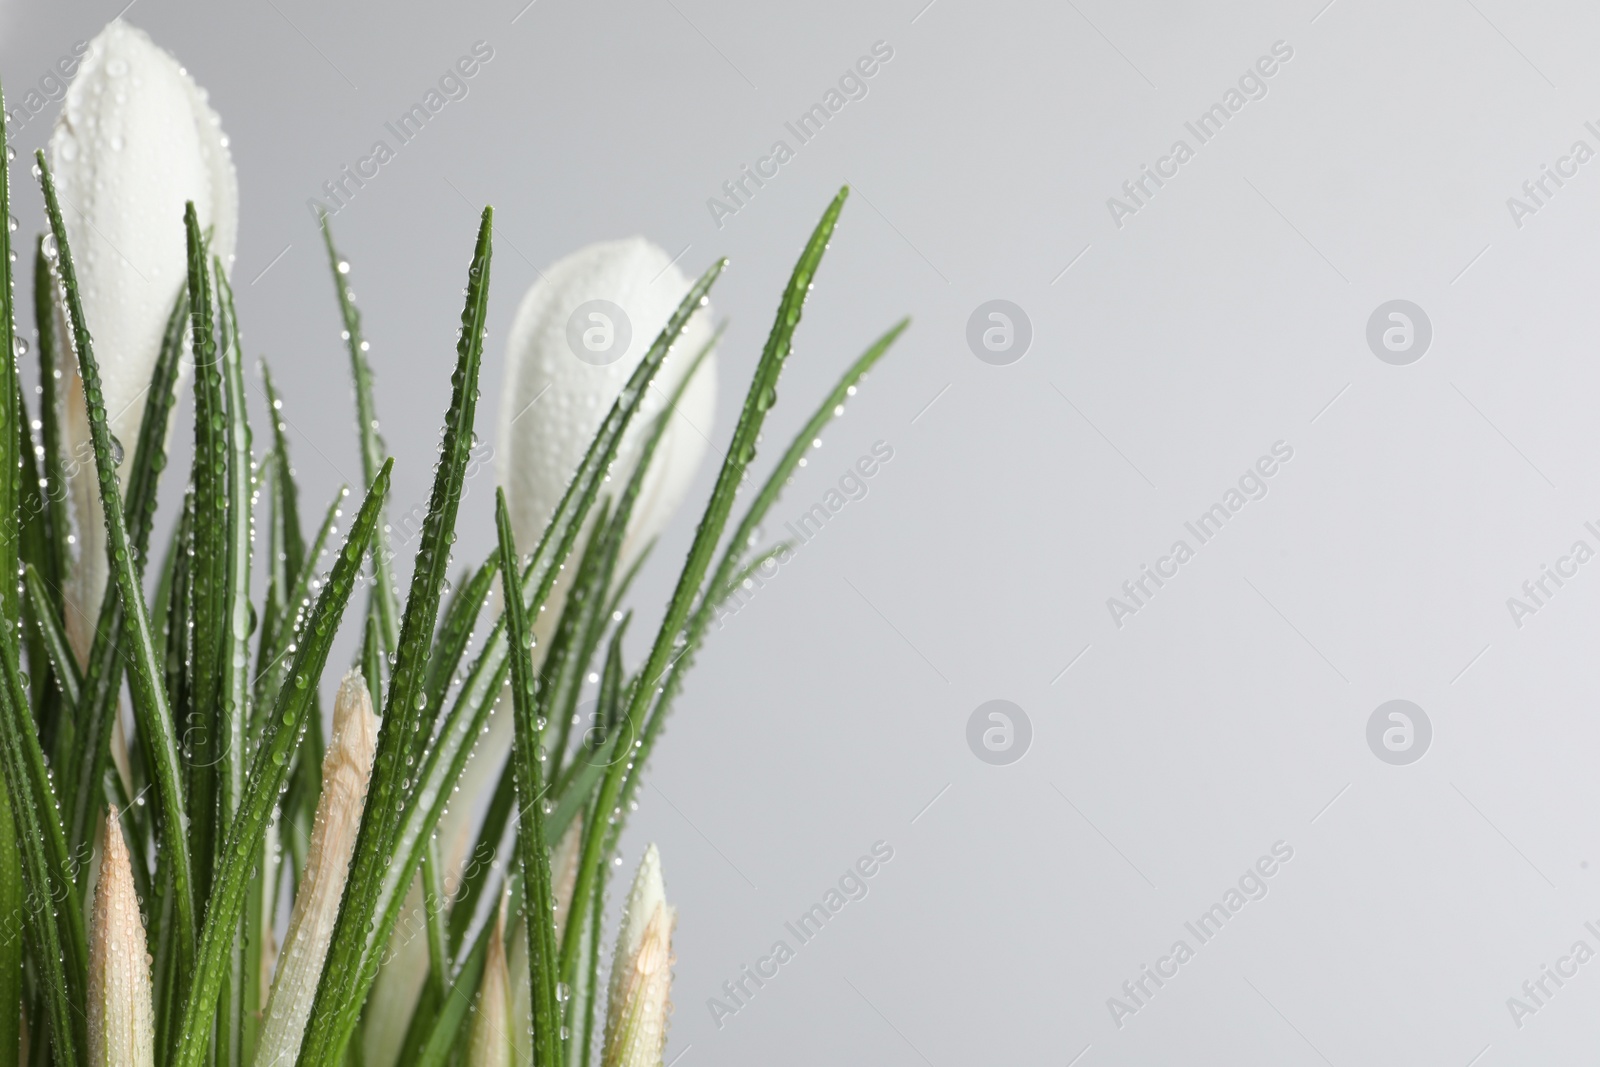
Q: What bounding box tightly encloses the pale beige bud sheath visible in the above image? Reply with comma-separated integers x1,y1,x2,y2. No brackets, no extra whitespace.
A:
254,673,377,1067
88,808,154,1067
602,845,676,1067
467,900,515,1067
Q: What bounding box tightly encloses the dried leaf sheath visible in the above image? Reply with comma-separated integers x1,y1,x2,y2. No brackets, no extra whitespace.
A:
88,810,154,1067
466,906,513,1067
255,673,377,1067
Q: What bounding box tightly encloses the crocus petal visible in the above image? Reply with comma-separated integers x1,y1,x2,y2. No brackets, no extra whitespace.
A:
256,672,377,1067
496,237,716,595
51,18,237,663
601,845,675,1067
467,904,515,1067
88,808,154,1067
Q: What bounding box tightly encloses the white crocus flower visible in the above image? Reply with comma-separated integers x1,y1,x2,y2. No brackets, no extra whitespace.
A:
256,673,378,1067
88,808,154,1067
372,240,714,1067
50,18,238,663
601,845,676,1067
496,236,716,580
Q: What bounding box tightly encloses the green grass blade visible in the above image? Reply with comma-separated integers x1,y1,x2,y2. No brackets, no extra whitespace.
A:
0,601,87,1065
709,317,907,607
32,236,69,613
559,190,850,989
495,489,562,1067
548,616,629,841
170,457,391,1067
598,321,906,949
62,279,188,873
37,148,198,1006
444,753,516,957
270,488,344,890
0,786,20,1067
0,105,17,631
577,849,606,1067
125,281,190,571
257,485,346,712
0,667,79,1067
0,92,25,1060
421,845,449,995
421,551,499,720
305,254,725,1067
23,565,80,708
185,204,226,909
214,261,253,842
537,498,612,783
151,501,184,686
17,383,59,721
257,457,283,694
163,487,195,750
259,360,307,657
297,207,493,1067
319,214,399,656
632,322,905,795
359,609,382,703
546,327,718,786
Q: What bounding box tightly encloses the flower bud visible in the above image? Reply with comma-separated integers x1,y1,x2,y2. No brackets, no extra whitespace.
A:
87,808,153,1067
50,19,238,663
466,903,514,1067
601,845,675,1067
256,672,377,1067
496,237,716,586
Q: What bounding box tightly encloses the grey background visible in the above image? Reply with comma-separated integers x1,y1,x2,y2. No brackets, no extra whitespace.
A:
5,0,1599,1062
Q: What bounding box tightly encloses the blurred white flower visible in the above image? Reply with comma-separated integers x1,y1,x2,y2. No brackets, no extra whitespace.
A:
88,808,154,1067
496,236,716,588
256,673,377,1067
601,845,675,1067
49,18,237,663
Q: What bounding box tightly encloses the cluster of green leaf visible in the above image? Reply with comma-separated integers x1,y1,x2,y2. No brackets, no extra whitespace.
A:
0,87,905,1067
